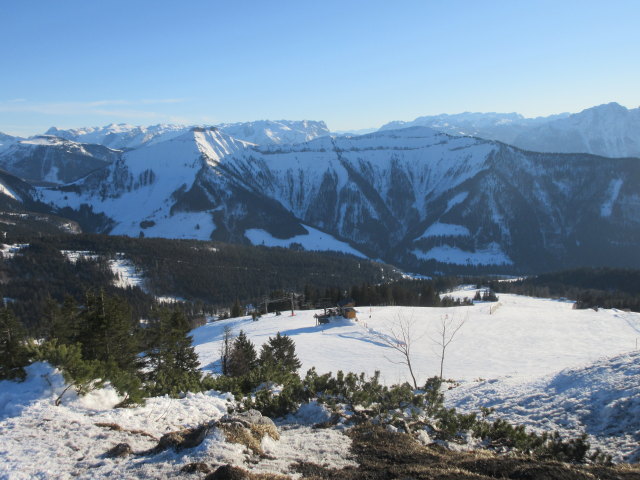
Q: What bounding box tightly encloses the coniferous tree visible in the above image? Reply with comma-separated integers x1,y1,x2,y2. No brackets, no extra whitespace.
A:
47,295,81,344
228,330,257,377
0,307,30,380
219,325,233,375
230,298,242,318
259,332,301,375
78,290,140,373
145,309,202,396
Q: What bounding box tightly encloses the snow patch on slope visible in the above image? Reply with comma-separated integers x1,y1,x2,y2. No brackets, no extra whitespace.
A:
0,180,18,200
416,222,470,240
245,224,367,258
61,250,145,290
601,178,623,217
412,242,512,265
110,254,145,289
135,212,216,240
445,192,468,212
0,243,28,259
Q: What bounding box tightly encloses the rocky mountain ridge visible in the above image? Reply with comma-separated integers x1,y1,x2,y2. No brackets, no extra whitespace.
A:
29,126,640,274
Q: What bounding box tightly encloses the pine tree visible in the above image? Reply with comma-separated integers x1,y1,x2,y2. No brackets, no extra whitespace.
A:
0,307,30,380
47,295,81,344
230,298,242,318
227,330,257,377
78,290,139,373
259,332,301,375
145,309,202,396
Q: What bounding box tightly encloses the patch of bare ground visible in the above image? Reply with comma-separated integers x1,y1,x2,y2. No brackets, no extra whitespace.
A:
291,424,640,480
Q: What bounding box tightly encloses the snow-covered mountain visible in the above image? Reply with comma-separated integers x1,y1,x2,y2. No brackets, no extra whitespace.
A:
45,120,330,149
45,123,190,150
511,102,640,158
216,119,330,144
380,103,640,158
379,112,569,145
0,132,21,153
35,126,640,273
0,136,120,185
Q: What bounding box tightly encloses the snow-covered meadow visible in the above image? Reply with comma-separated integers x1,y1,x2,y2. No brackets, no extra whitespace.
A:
193,291,640,383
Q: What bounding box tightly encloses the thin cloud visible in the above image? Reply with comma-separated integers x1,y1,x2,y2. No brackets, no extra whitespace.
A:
140,98,187,105
0,98,187,115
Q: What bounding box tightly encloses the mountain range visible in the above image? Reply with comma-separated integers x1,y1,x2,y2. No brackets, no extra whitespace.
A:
0,104,639,275
380,102,640,158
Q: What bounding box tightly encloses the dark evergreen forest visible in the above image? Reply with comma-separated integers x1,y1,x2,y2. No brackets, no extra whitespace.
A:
487,268,640,312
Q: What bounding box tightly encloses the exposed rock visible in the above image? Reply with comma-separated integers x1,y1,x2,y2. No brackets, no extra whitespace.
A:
204,465,289,480
94,421,157,440
139,411,279,458
217,410,280,454
180,462,212,474
205,464,250,480
105,443,133,458
145,423,213,454
313,413,341,429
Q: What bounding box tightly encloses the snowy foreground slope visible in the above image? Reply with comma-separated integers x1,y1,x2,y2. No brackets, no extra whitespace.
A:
0,364,353,479
447,350,640,462
1,292,639,478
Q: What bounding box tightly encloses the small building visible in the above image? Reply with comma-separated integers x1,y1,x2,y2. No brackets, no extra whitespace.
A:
314,299,358,324
337,298,357,319
341,306,357,319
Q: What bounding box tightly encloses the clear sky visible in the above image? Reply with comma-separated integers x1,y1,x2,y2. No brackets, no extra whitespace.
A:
2,0,639,136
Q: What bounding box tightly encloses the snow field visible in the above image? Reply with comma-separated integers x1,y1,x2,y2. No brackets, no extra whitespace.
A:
193,292,640,384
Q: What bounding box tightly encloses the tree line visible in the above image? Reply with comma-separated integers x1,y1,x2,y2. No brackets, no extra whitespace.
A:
487,268,640,312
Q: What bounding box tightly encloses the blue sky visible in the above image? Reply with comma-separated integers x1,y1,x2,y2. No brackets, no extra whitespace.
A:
2,0,639,136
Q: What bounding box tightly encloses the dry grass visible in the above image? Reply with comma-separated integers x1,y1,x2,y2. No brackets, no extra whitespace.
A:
292,423,640,480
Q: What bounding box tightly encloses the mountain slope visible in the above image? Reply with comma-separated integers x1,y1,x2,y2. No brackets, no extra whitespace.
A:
35,127,640,273
216,119,330,144
46,123,189,150
380,103,640,158
0,132,22,153
45,120,330,149
0,136,119,185
512,102,640,157
379,111,569,145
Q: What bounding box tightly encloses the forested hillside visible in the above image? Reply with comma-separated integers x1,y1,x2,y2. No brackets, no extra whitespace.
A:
1,231,403,330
